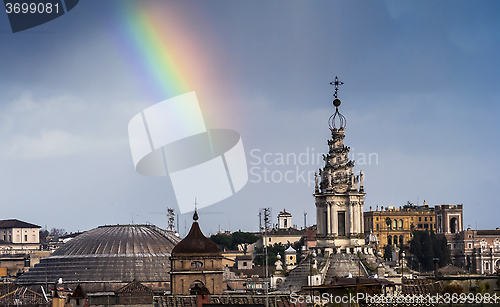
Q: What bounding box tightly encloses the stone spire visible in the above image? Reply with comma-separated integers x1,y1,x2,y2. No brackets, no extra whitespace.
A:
314,77,366,250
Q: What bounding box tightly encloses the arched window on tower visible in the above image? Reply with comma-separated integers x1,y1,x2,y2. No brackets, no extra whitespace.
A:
392,220,397,230
450,218,458,233
399,220,403,230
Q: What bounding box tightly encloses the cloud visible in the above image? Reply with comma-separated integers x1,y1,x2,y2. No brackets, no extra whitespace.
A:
2,129,122,160
0,91,130,160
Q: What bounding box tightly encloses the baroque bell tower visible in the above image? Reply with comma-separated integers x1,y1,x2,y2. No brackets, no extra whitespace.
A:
314,77,365,249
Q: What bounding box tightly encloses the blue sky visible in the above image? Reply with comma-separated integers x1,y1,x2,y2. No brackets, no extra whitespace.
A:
0,1,498,236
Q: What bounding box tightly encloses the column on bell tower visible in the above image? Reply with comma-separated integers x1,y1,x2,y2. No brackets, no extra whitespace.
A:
326,202,331,236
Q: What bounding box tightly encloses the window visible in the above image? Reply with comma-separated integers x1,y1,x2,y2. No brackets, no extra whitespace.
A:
430,217,433,222
418,224,423,229
191,261,203,268
411,217,413,221
399,235,404,245
468,243,472,248
398,220,403,230
24,235,27,241
338,212,346,236
387,235,392,245
392,220,397,230
284,219,287,227
425,217,427,222
376,224,379,231
376,217,379,221
419,217,422,222
450,217,458,233
243,262,247,266
424,224,429,229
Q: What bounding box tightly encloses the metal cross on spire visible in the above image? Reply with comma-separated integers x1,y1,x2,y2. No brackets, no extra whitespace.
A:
328,76,346,129
329,76,344,99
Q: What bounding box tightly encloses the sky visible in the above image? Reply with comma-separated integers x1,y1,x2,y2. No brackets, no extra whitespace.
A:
0,0,499,237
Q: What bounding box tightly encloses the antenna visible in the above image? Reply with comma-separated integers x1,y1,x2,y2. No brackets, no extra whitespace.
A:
259,208,272,233
259,207,271,307
167,208,176,232
177,215,179,235
304,211,307,229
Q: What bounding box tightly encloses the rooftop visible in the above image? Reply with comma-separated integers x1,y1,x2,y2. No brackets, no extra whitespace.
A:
171,221,221,256
0,219,41,229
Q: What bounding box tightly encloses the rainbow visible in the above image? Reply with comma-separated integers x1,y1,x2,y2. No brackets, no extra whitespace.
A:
109,2,204,101
107,2,239,128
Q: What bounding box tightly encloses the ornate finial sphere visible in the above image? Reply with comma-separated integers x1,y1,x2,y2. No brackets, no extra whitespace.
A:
328,76,346,129
193,210,199,221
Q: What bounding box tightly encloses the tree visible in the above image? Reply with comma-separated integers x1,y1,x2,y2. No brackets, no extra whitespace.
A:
50,228,66,239
231,231,259,251
253,243,286,267
39,229,49,243
210,231,259,251
210,233,233,251
409,230,450,272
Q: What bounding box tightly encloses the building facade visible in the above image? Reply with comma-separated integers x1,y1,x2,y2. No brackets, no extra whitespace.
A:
435,204,464,235
256,209,305,248
0,220,40,244
170,212,223,295
446,228,500,274
277,209,292,230
363,203,436,249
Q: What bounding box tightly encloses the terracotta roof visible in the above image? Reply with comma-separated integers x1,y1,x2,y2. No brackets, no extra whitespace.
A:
437,264,469,276
477,230,500,236
267,228,305,236
171,222,221,255
0,219,40,229
303,277,396,290
235,255,252,261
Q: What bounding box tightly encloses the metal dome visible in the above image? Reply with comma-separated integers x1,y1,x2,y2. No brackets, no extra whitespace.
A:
18,225,181,291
